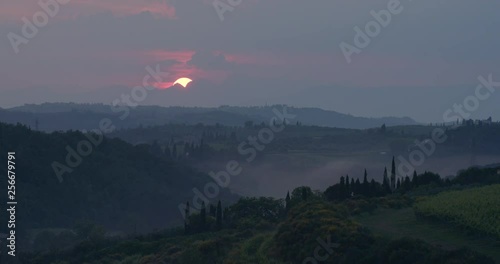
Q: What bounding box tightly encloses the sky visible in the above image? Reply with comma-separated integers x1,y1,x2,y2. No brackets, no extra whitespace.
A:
0,0,499,122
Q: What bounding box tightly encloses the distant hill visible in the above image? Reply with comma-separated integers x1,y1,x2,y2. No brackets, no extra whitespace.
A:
2,103,418,131
0,122,238,233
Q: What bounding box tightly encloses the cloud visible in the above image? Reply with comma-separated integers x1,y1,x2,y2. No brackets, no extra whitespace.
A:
187,51,233,70
159,59,182,67
0,0,176,22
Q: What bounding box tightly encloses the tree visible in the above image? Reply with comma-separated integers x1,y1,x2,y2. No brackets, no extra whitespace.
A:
370,179,377,197
346,175,350,197
164,144,171,158
172,144,178,159
229,131,237,142
216,200,222,230
301,187,308,201
339,176,345,199
285,191,291,213
184,142,190,155
229,197,285,227
418,171,442,186
391,156,396,190
382,167,391,194
381,123,387,134
290,186,314,204
354,178,361,195
363,169,369,196
190,142,195,153
223,207,229,223
396,178,401,189
200,201,207,231
184,201,190,234
412,170,418,187
199,138,205,158
209,204,216,217
403,176,411,191
244,120,254,128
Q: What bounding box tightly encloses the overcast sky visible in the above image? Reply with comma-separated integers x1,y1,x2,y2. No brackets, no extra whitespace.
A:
1,0,499,122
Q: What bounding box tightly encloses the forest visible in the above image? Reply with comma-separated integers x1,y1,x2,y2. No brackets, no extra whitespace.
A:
0,120,499,263
17,165,500,263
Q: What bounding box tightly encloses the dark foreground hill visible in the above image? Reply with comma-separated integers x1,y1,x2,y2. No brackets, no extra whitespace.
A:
19,196,496,264
0,122,237,235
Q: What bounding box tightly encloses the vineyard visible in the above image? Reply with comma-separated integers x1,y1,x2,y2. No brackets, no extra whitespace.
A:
414,184,500,239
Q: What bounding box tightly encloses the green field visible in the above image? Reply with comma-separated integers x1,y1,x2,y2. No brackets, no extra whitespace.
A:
354,207,500,263
414,184,500,238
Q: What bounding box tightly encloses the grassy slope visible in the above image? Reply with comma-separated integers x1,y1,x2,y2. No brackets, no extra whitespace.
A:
225,232,283,264
414,184,500,238
353,208,500,263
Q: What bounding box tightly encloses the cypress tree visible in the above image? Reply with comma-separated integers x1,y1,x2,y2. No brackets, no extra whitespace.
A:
396,178,401,189
340,176,346,199
223,207,229,223
363,169,369,196
164,144,171,158
199,138,205,158
404,176,411,191
391,156,396,190
350,178,355,195
184,201,190,234
209,204,216,217
285,191,291,213
185,202,190,218
370,179,377,197
200,201,206,231
382,167,390,193
216,200,222,230
412,170,418,187
355,178,361,195
346,175,350,197
172,144,177,159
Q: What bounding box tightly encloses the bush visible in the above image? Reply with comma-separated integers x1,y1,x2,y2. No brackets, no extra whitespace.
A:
273,201,373,263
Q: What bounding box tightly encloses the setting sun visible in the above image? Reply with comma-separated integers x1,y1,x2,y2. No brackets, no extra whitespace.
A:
173,77,193,88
